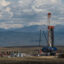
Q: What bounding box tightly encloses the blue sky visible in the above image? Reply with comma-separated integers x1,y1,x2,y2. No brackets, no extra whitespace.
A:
0,0,64,29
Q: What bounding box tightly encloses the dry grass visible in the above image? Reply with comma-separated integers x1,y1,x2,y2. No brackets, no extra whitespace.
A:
0,56,64,64
0,46,64,64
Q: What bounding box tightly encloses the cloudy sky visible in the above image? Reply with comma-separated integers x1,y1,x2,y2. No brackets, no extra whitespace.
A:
0,0,64,29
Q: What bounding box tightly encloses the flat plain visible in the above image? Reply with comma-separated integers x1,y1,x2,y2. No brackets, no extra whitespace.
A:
0,46,64,64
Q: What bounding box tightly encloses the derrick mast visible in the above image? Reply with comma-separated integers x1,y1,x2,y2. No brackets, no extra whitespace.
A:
41,13,57,56
48,13,54,47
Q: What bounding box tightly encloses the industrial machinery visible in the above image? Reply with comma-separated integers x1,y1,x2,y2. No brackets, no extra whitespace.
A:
41,13,57,56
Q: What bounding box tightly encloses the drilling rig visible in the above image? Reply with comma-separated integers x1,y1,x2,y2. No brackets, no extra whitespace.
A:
42,13,57,56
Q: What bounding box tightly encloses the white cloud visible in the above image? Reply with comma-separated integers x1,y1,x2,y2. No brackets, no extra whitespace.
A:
0,0,64,29
5,7,11,12
0,0,10,6
5,7,13,17
29,21,47,26
55,21,64,25
0,0,13,19
32,6,43,13
0,23,23,29
0,14,2,19
51,0,61,4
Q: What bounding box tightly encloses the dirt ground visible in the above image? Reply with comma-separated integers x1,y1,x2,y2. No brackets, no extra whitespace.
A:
0,56,64,64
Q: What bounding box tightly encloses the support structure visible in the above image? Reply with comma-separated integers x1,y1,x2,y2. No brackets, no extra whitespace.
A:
48,13,54,47
39,29,42,47
41,13,57,56
48,26,54,47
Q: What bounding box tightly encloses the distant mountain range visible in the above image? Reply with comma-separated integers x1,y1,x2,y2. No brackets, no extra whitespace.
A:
5,25,47,32
0,25,64,32
0,25,64,46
